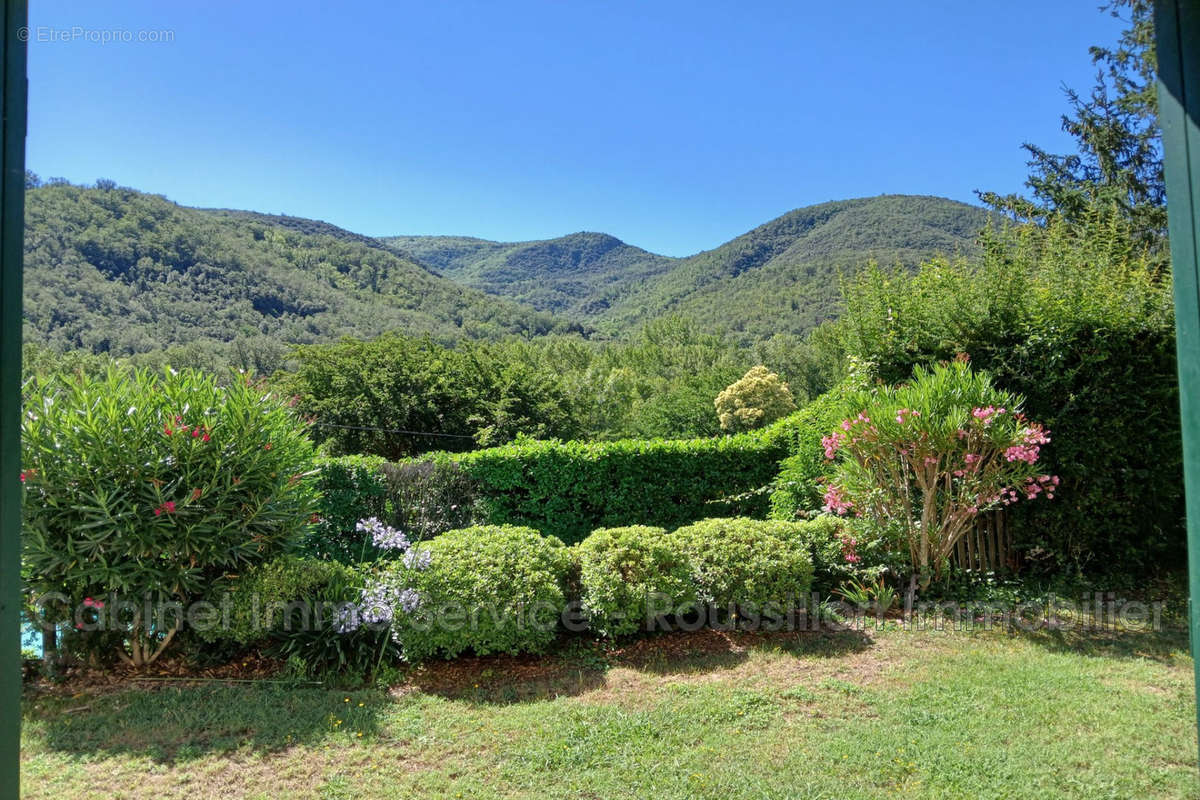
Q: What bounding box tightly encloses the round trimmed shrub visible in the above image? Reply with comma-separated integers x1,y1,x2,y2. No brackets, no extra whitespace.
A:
390,526,571,661
576,526,695,638
669,518,814,614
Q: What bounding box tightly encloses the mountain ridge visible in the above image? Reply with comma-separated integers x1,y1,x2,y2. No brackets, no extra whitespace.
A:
23,183,989,370
388,194,990,340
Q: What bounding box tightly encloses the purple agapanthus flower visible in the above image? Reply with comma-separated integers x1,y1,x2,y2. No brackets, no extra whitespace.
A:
356,517,410,551
403,547,432,570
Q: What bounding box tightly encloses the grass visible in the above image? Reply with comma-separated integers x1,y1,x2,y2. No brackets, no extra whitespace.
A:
21,624,1199,799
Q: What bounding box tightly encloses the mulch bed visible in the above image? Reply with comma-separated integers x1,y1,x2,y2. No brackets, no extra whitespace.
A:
24,628,858,699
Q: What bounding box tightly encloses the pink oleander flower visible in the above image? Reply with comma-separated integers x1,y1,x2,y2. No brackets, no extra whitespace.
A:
823,485,854,516
821,432,844,460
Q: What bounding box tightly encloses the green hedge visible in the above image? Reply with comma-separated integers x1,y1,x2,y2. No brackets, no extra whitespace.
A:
299,455,390,563
390,525,572,661
670,518,814,614
448,430,791,544
575,526,696,638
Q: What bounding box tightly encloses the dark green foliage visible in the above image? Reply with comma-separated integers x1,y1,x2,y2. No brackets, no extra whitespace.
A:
378,460,483,541
390,526,572,661
281,333,586,458
574,526,696,638
452,431,789,544
298,456,485,564
669,518,814,612
300,456,389,564
22,182,573,372
824,215,1180,575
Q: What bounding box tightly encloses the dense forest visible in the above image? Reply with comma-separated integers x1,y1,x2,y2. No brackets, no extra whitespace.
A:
21,180,987,380
21,179,577,374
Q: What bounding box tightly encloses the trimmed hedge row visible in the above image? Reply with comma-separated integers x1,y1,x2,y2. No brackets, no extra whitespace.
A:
447,429,794,544
227,517,836,671
304,395,840,552
575,526,694,638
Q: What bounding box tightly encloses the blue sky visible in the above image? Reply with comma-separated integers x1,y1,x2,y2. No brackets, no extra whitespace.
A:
27,1,1124,257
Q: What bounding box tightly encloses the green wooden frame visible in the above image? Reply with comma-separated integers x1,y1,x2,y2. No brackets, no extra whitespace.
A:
0,1,25,796
1155,0,1200,764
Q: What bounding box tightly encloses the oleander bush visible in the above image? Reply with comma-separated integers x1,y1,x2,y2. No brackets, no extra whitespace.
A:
390,525,572,661
822,361,1058,590
22,366,317,666
669,518,814,616
824,215,1181,575
575,526,696,638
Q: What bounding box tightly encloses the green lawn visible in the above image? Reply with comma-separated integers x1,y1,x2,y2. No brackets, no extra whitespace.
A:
20,625,1199,799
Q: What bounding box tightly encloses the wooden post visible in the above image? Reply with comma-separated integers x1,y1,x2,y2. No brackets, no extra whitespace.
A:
1155,0,1200,765
0,1,25,796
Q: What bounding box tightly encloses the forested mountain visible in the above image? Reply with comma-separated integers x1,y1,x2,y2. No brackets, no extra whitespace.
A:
389,196,989,341
383,232,674,318
23,182,988,373
22,182,577,373
599,195,990,341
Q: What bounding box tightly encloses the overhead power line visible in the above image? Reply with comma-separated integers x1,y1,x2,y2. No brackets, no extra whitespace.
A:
308,421,477,440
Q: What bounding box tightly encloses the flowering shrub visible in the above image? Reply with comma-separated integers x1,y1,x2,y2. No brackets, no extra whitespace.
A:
575,526,696,638
332,518,427,636
299,456,389,563
821,362,1058,590
21,366,317,665
714,365,796,432
235,519,429,678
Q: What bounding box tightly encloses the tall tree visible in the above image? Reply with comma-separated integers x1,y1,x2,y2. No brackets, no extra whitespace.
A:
979,0,1166,246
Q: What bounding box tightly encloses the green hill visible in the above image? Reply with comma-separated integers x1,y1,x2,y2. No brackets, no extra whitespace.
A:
599,195,990,340
22,182,577,371
384,231,674,318
388,195,989,340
